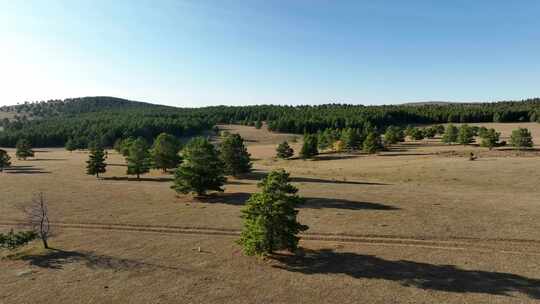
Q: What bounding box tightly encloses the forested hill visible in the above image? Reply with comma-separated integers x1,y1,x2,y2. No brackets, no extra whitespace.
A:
0,97,214,147
0,96,539,147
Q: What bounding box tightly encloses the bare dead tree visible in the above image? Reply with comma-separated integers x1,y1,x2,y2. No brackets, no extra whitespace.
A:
22,192,52,249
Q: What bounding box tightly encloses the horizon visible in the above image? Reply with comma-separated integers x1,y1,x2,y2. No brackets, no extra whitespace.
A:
1,1,539,107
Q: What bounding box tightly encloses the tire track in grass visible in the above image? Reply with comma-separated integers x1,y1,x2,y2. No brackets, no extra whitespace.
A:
2,220,540,255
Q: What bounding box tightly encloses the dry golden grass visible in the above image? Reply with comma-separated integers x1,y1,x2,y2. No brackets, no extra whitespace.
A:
1,123,540,303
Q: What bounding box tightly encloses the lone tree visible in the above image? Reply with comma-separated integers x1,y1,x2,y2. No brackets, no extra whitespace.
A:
276,141,294,159
255,119,263,129
220,133,252,176
126,138,152,180
238,169,308,256
442,124,459,144
15,139,34,160
340,128,362,150
65,138,77,152
363,132,383,154
86,142,107,178
300,134,318,159
0,149,11,172
172,137,226,196
479,128,500,150
151,133,181,172
510,128,534,150
22,192,51,249
457,124,474,145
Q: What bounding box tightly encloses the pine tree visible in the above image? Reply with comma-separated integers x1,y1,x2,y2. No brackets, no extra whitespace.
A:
457,124,474,145
300,134,318,159
408,128,424,141
151,133,181,172
126,138,151,180
340,128,361,150
383,126,402,145
238,169,308,256
15,139,34,160
317,130,330,151
65,138,77,152
333,140,345,152
220,133,252,176
86,142,107,178
510,128,534,150
480,128,500,150
276,141,294,159
363,132,383,154
0,149,11,172
172,137,226,196
254,120,263,129
442,124,458,144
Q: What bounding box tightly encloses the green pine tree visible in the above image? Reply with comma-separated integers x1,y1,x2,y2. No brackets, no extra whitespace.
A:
457,124,474,145
255,120,263,129
220,133,252,176
151,133,181,172
510,128,534,150
15,139,34,160
363,132,383,154
172,137,226,196
238,169,308,256
442,124,458,144
126,138,151,180
0,149,11,172
480,128,500,150
65,138,77,152
86,142,107,178
276,141,294,159
300,134,318,159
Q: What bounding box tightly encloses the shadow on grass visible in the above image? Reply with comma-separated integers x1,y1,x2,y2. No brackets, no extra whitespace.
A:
196,193,398,210
242,171,389,186
3,165,51,174
20,248,179,271
273,249,540,299
102,176,173,182
26,158,67,161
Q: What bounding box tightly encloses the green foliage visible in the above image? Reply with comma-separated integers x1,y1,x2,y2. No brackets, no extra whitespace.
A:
363,132,383,154
422,127,437,138
254,120,263,129
510,128,534,149
457,124,474,145
433,125,446,135
340,128,362,150
276,141,294,159
172,137,226,196
151,133,181,172
408,128,424,141
126,138,152,179
220,133,252,176
479,128,500,150
117,137,135,157
0,149,11,172
65,138,77,152
0,230,37,250
15,139,34,160
238,169,308,256
442,124,459,144
86,142,107,178
300,134,318,159
316,130,330,150
383,126,404,145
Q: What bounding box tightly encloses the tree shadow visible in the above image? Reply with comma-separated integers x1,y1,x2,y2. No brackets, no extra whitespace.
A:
3,165,51,174
273,249,540,299
26,158,67,161
20,248,179,271
102,176,173,182
242,171,389,186
314,154,361,161
302,197,399,210
378,153,432,157
196,193,398,211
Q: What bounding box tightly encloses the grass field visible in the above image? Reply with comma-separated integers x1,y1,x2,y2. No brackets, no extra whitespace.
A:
1,123,540,303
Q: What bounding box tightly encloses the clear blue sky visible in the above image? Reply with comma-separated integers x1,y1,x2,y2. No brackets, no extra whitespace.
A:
1,0,539,107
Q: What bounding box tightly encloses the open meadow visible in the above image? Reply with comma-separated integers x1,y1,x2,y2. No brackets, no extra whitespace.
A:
2,123,540,303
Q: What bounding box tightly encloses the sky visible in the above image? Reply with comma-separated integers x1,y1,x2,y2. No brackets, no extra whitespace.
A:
0,0,539,107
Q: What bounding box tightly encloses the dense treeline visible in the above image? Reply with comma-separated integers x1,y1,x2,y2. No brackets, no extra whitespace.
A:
0,97,214,147
1,96,539,147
